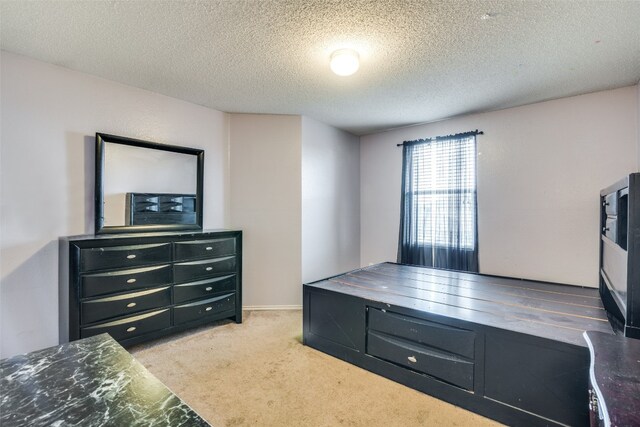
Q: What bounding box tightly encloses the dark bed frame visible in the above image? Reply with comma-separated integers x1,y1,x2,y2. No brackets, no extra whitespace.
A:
599,173,640,338
303,263,613,426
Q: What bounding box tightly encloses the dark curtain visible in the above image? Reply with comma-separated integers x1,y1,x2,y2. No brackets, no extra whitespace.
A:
397,134,478,272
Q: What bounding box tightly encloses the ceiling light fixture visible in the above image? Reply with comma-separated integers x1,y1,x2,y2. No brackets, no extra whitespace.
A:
330,49,360,76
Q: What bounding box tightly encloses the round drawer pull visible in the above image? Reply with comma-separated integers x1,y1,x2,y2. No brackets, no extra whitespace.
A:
205,286,213,291
126,326,137,332
407,356,417,363
205,246,213,251
126,302,137,308
206,267,213,271
205,306,213,312
126,254,137,259
127,278,137,284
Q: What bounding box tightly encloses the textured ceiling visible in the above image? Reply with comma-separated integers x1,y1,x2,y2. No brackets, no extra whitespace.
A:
1,1,639,135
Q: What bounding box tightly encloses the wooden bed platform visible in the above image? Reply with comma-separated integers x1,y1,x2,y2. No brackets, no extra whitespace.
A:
303,262,614,426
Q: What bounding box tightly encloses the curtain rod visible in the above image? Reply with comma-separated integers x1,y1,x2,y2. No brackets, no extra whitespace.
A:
396,129,484,147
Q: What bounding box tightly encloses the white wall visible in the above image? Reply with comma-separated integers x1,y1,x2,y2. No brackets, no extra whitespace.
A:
301,116,360,283
0,52,229,358
229,114,302,308
3,50,636,358
361,86,639,287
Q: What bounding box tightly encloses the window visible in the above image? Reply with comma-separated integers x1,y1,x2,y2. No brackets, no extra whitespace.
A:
410,136,476,249
398,133,478,272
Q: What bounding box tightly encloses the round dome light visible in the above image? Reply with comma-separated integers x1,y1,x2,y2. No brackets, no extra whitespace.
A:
330,49,360,76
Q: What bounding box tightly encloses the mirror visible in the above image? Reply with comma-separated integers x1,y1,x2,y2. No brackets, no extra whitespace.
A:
95,133,204,234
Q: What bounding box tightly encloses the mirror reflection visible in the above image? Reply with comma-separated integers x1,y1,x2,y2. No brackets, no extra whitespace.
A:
103,143,197,226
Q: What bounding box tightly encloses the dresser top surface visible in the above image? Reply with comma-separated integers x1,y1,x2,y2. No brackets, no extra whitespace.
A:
61,228,241,242
0,334,210,426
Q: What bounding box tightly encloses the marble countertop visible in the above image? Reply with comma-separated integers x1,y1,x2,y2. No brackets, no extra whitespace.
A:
584,331,640,427
0,334,210,426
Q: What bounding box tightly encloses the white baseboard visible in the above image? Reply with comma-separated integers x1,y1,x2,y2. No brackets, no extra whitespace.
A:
243,305,302,311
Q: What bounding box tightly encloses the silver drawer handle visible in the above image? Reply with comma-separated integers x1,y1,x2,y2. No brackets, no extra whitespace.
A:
206,267,213,271
205,246,213,251
126,326,136,332
205,307,212,311
407,356,417,363
127,254,137,259
127,302,137,308
127,278,137,284
205,286,213,291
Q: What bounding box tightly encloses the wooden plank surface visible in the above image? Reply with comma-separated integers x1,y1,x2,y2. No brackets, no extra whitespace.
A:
306,263,613,347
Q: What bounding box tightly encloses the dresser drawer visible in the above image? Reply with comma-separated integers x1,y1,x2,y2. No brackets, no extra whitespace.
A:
173,274,236,304
81,286,171,325
173,293,235,325
174,238,236,261
604,217,617,242
367,330,474,390
368,308,475,359
158,195,196,212
174,256,236,282
80,309,171,341
81,264,173,298
604,192,618,216
80,243,171,272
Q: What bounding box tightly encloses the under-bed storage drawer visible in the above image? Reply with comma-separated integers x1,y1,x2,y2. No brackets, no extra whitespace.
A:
173,293,235,325
366,307,475,390
80,309,171,341
367,331,474,390
368,308,475,359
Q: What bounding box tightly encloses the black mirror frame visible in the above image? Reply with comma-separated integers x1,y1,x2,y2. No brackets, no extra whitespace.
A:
95,133,204,235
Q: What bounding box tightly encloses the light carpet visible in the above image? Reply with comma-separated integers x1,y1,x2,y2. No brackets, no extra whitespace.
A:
131,310,502,427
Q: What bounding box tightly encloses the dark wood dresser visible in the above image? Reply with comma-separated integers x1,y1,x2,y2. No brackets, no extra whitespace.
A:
584,331,640,427
59,229,242,346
